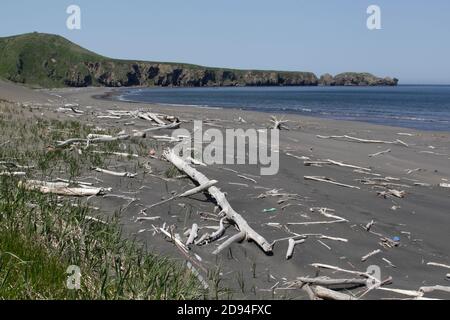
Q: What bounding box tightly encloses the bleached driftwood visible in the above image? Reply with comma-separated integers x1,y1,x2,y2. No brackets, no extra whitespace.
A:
271,234,348,246
19,180,107,196
427,262,450,270
287,208,348,225
317,135,408,147
286,153,310,161
238,175,257,184
159,227,189,253
135,216,161,222
311,207,348,222
311,263,379,281
186,224,199,246
150,135,182,143
419,286,450,294
304,176,360,189
297,277,367,289
0,161,34,169
369,149,391,157
286,238,305,260
55,122,180,148
97,115,121,119
270,116,289,130
287,220,345,226
186,156,207,167
138,112,166,125
94,168,137,178
163,149,272,254
212,231,246,255
209,217,227,242
195,233,210,246
92,151,139,158
286,239,296,260
53,178,93,186
0,171,26,176
365,220,375,231
302,284,321,300
312,286,357,300
359,177,410,189
382,258,396,268
376,287,424,298
377,189,406,199
406,168,423,175
147,180,218,210
319,235,348,243
361,249,382,262
195,217,228,247
304,159,371,172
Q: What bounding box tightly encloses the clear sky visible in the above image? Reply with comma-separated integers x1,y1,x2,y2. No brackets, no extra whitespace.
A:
1,0,450,84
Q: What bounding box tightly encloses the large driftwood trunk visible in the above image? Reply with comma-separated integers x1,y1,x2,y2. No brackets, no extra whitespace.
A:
163,149,273,254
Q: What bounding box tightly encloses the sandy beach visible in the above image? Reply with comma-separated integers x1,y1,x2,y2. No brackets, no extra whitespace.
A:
1,80,449,299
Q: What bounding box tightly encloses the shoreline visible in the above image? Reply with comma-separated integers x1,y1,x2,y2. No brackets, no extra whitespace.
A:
99,86,450,133
94,86,450,135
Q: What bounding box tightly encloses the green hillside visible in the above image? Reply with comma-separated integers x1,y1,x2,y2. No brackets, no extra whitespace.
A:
0,32,397,88
0,33,103,87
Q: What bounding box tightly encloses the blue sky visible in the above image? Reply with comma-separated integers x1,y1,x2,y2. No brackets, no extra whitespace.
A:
1,0,450,84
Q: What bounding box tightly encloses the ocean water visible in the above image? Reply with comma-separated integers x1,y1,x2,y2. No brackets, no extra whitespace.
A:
117,86,450,131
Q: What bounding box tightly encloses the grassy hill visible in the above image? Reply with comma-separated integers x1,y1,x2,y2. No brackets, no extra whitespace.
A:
0,33,104,87
0,32,397,88
0,32,318,88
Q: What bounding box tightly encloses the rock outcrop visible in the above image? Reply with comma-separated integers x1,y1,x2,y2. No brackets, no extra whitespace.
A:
319,73,398,86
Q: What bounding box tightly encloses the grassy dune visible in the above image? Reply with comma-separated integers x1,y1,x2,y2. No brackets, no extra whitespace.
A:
0,101,203,299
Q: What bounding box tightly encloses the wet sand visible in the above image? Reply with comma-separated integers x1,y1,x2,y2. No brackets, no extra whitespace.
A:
2,81,449,299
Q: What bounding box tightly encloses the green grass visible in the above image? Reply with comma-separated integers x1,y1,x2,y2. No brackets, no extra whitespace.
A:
0,102,204,300
0,178,203,299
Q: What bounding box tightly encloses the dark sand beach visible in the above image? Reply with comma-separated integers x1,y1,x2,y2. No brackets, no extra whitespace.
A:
1,80,449,299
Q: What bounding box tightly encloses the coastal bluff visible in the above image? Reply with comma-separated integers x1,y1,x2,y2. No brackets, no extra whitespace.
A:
0,33,398,88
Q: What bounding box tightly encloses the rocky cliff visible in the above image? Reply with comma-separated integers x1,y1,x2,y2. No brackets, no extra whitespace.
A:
82,61,319,87
319,73,398,86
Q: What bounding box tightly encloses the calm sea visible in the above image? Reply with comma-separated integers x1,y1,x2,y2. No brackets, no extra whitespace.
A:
117,86,450,131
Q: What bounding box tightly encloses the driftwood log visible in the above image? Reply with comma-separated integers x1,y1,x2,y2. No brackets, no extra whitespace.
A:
297,277,368,290
270,116,289,130
19,180,107,196
56,122,180,148
312,286,357,300
304,176,360,189
163,149,272,254
317,135,408,147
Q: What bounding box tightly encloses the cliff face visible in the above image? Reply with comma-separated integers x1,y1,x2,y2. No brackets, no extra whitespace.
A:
70,61,319,88
0,33,398,88
319,73,398,86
